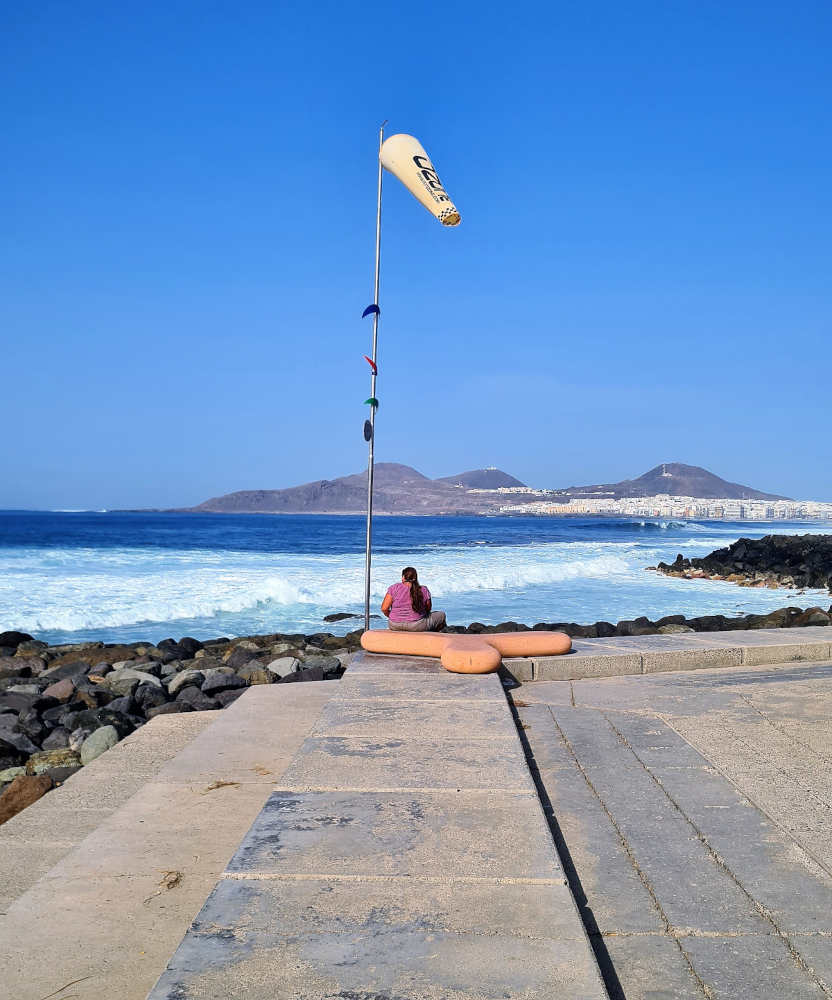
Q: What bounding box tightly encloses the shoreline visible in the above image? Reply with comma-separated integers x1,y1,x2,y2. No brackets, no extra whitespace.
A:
2,602,831,823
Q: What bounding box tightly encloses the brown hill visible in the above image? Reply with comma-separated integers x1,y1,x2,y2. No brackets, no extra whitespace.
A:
185,464,528,515
558,463,788,501
436,468,526,489
183,461,788,515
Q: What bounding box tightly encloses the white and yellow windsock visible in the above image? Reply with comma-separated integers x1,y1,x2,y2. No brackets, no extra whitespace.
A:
379,134,460,227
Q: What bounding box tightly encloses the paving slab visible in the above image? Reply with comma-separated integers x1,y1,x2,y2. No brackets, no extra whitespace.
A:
337,671,505,701
47,780,269,879
680,933,828,999
281,734,536,792
149,877,605,1000
347,652,445,674
601,934,705,1000
311,697,517,740
155,684,337,784
501,656,534,681
789,934,832,993
2,870,223,1000
225,788,558,879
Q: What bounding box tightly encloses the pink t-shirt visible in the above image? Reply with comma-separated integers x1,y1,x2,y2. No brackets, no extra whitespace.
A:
386,582,431,622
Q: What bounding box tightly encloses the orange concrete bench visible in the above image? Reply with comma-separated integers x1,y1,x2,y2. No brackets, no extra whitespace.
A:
359,630,572,674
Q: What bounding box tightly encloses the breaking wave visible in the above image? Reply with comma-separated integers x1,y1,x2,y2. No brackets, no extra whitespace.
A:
2,513,829,643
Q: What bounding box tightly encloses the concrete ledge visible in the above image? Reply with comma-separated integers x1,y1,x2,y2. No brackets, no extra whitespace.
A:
642,646,743,674
741,641,832,666
510,629,832,681
535,652,642,681
501,657,534,682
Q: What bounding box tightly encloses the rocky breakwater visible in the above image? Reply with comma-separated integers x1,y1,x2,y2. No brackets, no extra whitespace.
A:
655,534,832,594
0,628,359,824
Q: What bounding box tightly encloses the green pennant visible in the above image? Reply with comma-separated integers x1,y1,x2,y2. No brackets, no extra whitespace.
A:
364,397,379,408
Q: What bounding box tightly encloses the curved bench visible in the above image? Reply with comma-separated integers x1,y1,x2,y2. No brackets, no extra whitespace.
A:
359,630,572,674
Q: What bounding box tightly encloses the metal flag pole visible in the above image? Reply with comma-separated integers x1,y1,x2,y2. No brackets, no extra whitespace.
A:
364,121,386,632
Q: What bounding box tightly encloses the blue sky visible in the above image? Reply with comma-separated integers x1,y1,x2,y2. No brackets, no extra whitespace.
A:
3,1,830,508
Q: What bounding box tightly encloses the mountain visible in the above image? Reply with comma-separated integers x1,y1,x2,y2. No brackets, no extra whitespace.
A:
436,468,526,489
185,464,529,515
182,461,788,515
557,463,789,501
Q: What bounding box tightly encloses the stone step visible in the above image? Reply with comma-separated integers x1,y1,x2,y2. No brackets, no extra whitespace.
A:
0,709,221,913
145,654,609,999
0,684,338,1000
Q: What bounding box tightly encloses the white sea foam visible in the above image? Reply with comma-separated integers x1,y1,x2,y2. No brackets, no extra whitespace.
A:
3,523,828,642
0,542,634,632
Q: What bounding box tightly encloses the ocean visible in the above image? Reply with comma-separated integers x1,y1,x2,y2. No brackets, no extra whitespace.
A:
1,511,830,645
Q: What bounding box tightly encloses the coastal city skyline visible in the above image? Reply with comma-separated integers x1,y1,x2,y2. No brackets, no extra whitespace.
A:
499,493,832,521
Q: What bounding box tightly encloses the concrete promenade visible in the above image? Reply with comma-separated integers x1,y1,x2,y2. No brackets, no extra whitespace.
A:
146,653,607,998
2,627,832,998
517,659,832,998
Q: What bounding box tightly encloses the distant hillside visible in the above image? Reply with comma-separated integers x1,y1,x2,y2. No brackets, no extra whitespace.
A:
182,461,789,515
185,464,530,515
558,463,788,501
437,468,526,489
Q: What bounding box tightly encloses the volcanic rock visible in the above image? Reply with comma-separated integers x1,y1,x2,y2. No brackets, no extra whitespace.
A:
0,773,52,825
80,725,119,765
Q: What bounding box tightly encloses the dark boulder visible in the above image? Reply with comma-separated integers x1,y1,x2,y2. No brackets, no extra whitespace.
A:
176,687,219,711
16,709,48,745
0,658,33,681
214,688,246,707
42,727,71,750
178,637,203,658
45,765,82,785
105,695,136,715
0,632,33,648
305,633,334,646
147,702,192,719
61,707,136,739
0,730,40,759
0,691,54,716
134,685,169,711
39,660,91,683
224,646,260,670
201,672,247,696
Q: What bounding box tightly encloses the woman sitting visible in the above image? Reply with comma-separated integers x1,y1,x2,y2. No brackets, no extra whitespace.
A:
381,566,447,632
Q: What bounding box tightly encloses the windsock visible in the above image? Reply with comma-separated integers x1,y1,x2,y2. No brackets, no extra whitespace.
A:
379,134,460,227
